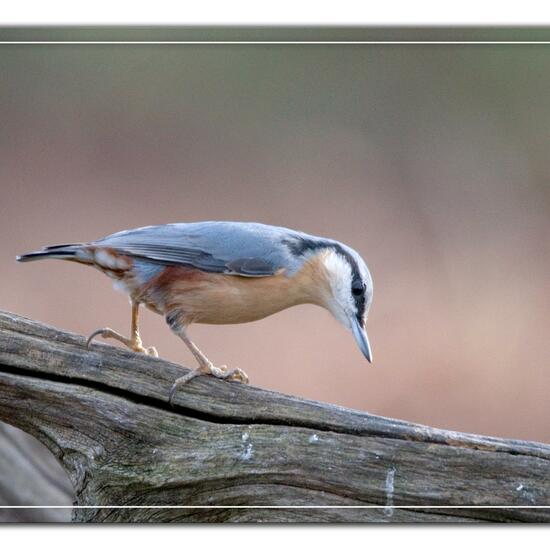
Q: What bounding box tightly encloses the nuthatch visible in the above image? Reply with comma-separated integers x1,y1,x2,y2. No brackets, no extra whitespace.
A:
17,222,373,401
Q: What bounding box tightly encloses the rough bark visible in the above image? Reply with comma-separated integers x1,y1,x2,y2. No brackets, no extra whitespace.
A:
0,310,548,523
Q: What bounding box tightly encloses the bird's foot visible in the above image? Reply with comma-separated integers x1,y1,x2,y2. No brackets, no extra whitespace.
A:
86,327,158,357
169,363,249,405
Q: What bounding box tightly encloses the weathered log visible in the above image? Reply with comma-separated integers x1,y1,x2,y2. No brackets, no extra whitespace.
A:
0,310,548,523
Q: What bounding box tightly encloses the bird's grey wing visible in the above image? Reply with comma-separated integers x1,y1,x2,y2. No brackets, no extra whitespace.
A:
93,222,302,277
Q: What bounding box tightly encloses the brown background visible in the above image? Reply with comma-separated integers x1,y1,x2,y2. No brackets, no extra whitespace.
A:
1,42,549,449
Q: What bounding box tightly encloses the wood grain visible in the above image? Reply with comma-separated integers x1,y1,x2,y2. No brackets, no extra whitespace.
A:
0,310,548,523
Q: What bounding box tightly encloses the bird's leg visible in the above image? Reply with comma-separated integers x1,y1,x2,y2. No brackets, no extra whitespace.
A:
169,326,248,404
86,301,158,357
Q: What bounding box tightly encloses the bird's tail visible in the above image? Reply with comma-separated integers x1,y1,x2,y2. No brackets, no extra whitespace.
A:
16,243,84,263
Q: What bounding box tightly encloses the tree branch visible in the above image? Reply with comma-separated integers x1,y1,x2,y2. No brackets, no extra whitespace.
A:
0,310,548,522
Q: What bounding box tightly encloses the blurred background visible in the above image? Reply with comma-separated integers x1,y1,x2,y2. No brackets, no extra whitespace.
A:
0,36,549,517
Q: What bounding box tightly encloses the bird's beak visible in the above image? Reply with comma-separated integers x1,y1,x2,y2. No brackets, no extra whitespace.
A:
351,317,373,363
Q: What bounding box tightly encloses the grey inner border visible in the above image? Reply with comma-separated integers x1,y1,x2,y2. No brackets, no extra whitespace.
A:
1,26,550,42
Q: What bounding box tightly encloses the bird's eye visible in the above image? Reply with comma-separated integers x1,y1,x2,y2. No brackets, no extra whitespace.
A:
352,283,364,296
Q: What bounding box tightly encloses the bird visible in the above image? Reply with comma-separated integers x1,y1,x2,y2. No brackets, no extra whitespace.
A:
17,221,373,402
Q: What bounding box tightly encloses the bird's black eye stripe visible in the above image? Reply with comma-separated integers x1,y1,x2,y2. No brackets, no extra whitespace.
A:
351,277,366,324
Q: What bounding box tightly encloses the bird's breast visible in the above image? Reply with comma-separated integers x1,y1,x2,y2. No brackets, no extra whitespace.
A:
136,262,329,325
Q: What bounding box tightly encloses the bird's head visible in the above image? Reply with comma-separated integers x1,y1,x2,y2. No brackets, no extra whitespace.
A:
314,243,374,363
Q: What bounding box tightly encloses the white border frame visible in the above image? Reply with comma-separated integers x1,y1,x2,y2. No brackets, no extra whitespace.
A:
1,33,548,516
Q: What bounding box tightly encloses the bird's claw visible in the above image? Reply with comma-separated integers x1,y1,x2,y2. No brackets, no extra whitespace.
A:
86,328,112,349
145,346,159,357
168,364,249,405
220,366,249,384
86,327,158,357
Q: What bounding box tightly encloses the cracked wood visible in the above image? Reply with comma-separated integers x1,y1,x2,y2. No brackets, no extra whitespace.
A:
0,310,549,523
